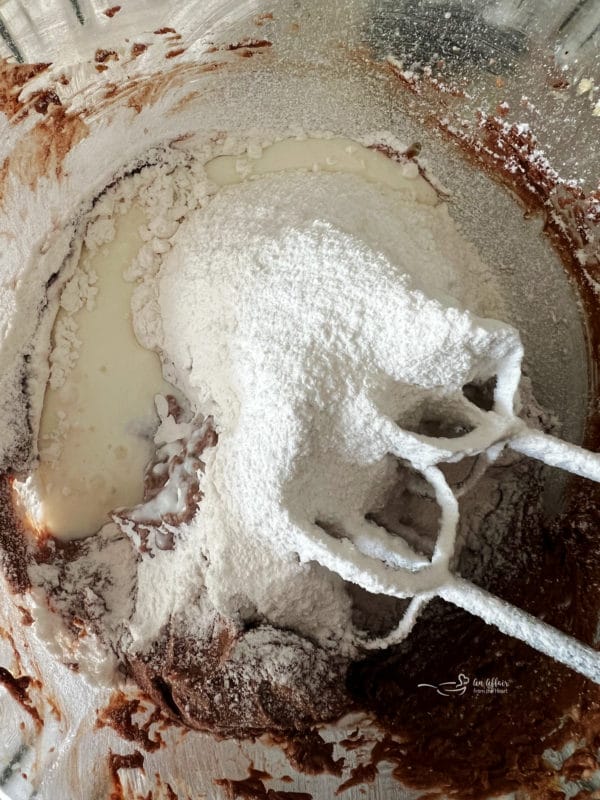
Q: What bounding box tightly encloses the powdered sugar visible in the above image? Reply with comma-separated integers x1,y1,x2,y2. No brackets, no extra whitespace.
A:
146,161,516,653
48,266,98,390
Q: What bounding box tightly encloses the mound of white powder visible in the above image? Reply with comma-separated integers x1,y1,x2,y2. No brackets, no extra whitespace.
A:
124,168,521,653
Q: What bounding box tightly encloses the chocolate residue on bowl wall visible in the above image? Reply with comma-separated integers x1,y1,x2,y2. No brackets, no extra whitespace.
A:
0,477,32,592
225,38,273,52
107,749,145,800
0,666,43,728
267,731,344,777
92,60,224,115
0,105,88,195
214,765,313,800
335,762,377,794
0,61,51,121
95,49,119,64
96,691,168,753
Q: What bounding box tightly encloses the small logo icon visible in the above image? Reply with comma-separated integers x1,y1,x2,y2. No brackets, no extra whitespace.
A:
418,673,470,697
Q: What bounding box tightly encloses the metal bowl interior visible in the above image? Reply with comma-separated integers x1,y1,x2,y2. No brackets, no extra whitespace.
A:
0,1,598,799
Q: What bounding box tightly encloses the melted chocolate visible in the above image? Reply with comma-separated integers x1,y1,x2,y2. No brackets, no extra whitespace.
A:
30,90,61,115
342,483,600,798
131,44,148,58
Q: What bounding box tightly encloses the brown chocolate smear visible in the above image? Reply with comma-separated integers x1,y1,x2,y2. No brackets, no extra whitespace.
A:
17,606,33,625
338,732,368,752
35,528,87,566
0,61,50,121
225,39,272,51
367,141,447,199
31,89,61,115
268,731,344,777
0,475,32,592
103,6,121,17
0,66,87,202
1,104,88,194
335,762,377,794
79,61,220,118
146,771,181,800
254,13,274,26
215,766,312,800
254,13,274,25
97,691,167,752
95,49,119,64
0,666,42,727
107,749,144,800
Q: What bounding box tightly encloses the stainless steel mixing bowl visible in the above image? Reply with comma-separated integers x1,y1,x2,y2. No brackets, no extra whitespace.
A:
0,1,598,798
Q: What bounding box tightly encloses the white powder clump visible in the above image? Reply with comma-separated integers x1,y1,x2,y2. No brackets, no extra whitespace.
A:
151,169,521,652
48,264,98,390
